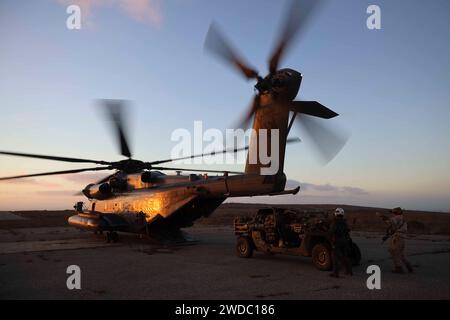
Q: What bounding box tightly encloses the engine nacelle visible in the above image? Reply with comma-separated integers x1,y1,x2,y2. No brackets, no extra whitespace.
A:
82,182,112,200
109,177,128,191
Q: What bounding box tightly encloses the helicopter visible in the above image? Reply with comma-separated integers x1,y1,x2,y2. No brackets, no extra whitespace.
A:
0,0,346,242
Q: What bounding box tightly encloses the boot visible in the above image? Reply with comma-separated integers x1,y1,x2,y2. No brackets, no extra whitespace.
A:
392,266,404,274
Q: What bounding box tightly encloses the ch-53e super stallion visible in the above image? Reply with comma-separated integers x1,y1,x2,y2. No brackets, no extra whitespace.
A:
0,0,346,242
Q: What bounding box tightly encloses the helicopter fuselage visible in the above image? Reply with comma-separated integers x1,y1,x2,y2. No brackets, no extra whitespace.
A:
68,171,297,233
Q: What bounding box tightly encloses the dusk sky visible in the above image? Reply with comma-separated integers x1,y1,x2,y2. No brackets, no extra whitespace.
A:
0,0,449,211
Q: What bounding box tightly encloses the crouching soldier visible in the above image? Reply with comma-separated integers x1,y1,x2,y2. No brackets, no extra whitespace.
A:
329,208,352,278
379,207,413,273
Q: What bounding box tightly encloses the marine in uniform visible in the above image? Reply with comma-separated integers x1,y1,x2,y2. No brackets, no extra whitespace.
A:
380,207,413,273
329,208,352,278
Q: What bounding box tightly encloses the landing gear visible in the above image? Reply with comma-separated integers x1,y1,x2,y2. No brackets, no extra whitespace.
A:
106,231,119,243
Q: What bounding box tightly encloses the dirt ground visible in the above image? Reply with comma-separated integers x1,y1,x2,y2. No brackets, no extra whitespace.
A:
1,204,449,300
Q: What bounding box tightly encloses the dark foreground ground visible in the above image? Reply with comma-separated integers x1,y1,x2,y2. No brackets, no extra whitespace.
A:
1,204,449,299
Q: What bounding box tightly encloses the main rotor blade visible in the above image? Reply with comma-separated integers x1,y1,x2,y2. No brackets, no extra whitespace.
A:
148,136,300,166
204,22,259,80
148,146,250,165
100,99,132,158
235,95,261,130
288,101,338,119
0,166,112,181
269,0,324,73
0,151,111,165
296,115,348,165
152,166,243,175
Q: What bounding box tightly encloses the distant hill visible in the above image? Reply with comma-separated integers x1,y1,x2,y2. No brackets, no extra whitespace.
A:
0,210,73,229
196,203,450,235
1,204,449,235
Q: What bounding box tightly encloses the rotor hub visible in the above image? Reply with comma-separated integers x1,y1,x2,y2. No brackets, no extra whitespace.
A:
113,159,147,173
255,69,302,101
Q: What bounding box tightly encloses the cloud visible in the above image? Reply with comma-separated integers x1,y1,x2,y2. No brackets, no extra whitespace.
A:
63,172,111,184
0,178,60,188
35,190,81,196
118,0,162,25
227,181,370,208
341,186,369,196
58,0,162,26
286,180,369,196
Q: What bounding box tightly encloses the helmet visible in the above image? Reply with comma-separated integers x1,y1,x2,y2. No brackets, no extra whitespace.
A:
334,207,345,217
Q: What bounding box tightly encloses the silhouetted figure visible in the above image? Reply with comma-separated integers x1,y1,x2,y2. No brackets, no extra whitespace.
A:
329,208,352,278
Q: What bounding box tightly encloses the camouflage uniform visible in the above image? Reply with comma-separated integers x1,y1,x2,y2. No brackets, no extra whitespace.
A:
387,211,413,273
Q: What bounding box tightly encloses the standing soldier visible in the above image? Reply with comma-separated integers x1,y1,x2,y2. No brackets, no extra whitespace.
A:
378,207,413,273
329,208,352,278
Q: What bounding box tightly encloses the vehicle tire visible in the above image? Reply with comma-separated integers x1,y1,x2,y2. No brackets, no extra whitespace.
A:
349,242,361,266
236,236,253,258
312,243,332,271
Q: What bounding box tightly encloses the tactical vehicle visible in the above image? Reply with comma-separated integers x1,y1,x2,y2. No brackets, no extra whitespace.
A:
234,207,361,270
